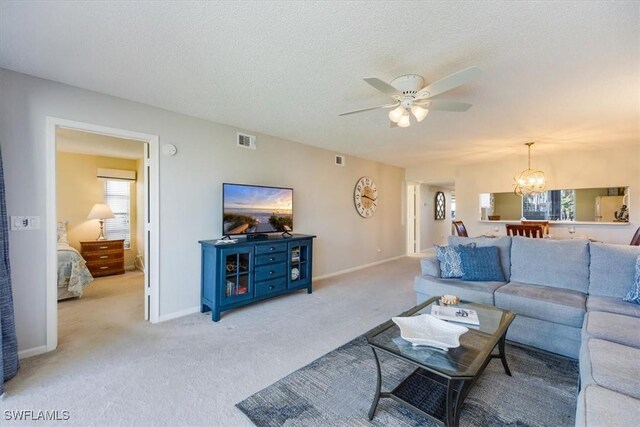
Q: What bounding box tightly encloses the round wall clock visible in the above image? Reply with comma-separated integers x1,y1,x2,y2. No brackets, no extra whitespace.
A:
354,176,378,218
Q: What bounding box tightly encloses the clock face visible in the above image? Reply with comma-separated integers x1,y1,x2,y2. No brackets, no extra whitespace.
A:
354,176,378,218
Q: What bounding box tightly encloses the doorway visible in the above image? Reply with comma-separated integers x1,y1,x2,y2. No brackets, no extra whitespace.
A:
45,118,160,352
407,182,455,255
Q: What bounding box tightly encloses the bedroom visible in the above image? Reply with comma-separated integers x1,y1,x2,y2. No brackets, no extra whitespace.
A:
55,127,147,337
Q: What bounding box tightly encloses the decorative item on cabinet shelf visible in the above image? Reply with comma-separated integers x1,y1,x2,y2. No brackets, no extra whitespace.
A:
291,267,300,281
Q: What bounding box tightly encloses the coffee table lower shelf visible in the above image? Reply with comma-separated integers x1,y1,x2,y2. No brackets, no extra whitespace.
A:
389,368,457,424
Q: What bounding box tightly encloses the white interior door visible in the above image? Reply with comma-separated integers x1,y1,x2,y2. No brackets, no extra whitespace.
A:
143,142,150,320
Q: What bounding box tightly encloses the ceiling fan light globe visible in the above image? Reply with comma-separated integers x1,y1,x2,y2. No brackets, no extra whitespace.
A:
397,114,411,128
388,106,405,123
411,105,429,122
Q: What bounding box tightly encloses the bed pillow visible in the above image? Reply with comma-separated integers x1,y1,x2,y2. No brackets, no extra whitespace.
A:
57,221,69,244
623,256,640,305
435,245,463,278
457,245,506,282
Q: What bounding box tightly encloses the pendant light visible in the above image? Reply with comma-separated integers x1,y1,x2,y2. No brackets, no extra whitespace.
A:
513,142,546,196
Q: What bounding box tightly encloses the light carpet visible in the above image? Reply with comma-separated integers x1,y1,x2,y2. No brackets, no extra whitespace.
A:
237,336,579,426
1,257,421,426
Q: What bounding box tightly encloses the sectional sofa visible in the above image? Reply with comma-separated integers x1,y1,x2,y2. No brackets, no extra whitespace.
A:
415,235,640,426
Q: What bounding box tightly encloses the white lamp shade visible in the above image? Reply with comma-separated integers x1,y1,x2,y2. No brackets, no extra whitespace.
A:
388,106,405,123
397,113,411,128
87,203,115,220
411,105,429,122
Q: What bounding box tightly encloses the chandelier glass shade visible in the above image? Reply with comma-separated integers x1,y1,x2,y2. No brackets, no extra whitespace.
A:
388,104,429,127
513,142,546,196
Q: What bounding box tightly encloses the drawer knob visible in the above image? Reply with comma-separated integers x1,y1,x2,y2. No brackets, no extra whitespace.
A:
269,271,274,275
269,257,275,261
269,285,275,290
99,266,109,270
269,247,275,251
100,255,109,259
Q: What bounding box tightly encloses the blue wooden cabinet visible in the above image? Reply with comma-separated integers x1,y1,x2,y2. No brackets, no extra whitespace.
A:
200,234,315,321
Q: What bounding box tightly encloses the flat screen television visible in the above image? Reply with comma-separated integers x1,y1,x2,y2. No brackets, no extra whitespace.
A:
222,183,293,236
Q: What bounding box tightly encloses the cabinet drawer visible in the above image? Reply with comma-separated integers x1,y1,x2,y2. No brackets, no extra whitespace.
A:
86,260,124,277
83,250,123,262
81,240,124,252
255,243,287,255
254,262,287,281
255,252,287,266
255,278,287,297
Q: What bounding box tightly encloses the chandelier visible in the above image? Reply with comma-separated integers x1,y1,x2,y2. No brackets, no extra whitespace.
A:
513,142,546,196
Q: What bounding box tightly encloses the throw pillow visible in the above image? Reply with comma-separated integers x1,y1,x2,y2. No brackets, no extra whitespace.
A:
435,245,463,278
457,245,506,282
57,221,69,244
623,256,640,304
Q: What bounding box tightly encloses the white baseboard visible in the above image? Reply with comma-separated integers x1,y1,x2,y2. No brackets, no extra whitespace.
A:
313,255,406,281
18,345,48,360
157,306,200,323
155,255,406,323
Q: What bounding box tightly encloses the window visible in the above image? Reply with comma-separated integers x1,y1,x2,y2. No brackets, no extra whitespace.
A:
104,180,131,249
522,190,575,221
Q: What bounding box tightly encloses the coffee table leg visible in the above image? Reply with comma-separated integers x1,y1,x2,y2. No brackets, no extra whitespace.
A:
368,347,382,421
498,334,512,376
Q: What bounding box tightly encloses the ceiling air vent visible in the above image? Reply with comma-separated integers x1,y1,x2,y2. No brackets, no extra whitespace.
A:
237,133,256,149
335,154,345,166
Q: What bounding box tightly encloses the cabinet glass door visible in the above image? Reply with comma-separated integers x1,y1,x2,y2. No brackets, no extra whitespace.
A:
289,240,311,288
221,248,253,304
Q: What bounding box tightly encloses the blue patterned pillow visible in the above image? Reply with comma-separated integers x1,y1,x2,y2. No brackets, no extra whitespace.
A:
435,245,463,278
457,245,506,282
623,256,640,304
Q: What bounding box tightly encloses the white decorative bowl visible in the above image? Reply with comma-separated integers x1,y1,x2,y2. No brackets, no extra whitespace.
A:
392,314,469,351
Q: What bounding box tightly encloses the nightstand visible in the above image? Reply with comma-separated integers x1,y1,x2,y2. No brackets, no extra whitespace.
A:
80,239,125,277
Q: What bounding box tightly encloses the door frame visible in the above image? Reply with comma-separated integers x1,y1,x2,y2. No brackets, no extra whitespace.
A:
45,117,160,352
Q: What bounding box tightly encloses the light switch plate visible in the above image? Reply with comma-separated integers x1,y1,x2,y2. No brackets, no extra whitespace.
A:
10,216,40,231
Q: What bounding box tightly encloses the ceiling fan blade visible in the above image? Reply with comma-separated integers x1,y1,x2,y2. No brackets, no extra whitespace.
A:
363,78,401,96
415,100,473,112
339,102,399,116
415,66,481,99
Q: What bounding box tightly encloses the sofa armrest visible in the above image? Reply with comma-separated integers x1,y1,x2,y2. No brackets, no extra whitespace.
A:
420,255,440,277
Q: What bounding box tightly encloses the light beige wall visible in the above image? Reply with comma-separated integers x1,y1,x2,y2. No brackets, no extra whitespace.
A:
493,192,522,220
406,145,639,243
419,185,452,249
56,152,138,268
0,68,406,352
135,157,145,269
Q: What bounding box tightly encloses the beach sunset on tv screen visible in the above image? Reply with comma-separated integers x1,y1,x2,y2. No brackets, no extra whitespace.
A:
223,184,293,235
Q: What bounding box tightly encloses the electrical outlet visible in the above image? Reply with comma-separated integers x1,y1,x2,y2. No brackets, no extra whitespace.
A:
10,216,40,231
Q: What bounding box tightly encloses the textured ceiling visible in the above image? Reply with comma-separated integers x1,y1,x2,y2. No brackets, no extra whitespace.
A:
1,1,638,167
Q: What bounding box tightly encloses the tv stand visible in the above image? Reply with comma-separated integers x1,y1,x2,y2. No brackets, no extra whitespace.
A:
199,234,316,321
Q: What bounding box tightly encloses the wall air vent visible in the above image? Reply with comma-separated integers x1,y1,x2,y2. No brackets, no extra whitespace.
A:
335,154,345,166
237,133,256,149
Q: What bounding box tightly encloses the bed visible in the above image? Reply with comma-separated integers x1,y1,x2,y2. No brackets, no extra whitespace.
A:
57,221,94,300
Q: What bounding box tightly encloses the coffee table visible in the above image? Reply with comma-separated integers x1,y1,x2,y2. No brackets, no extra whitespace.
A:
366,297,515,427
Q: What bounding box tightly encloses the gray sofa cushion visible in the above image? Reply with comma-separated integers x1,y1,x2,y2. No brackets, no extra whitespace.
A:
589,243,640,298
583,311,640,348
420,255,440,277
575,385,640,427
414,275,504,306
587,295,640,317
580,338,640,400
448,236,512,280
510,237,590,292
495,282,586,328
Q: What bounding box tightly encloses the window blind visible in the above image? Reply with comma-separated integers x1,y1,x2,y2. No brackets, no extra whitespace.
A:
104,180,131,249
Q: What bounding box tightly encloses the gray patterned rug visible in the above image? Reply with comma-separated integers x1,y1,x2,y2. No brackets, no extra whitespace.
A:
236,335,579,426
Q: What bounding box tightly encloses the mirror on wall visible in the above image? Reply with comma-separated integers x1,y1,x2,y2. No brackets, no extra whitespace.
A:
479,187,629,223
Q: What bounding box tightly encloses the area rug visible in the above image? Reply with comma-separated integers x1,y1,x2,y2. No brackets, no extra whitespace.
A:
236,335,579,426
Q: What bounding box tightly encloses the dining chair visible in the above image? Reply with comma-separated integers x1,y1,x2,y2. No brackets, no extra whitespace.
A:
630,226,640,246
521,220,550,236
452,221,468,237
506,224,544,238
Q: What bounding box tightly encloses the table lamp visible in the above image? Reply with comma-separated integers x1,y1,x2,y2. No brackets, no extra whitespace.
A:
87,203,115,240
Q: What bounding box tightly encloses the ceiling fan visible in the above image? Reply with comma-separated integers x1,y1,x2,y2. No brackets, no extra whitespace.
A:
339,66,481,128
